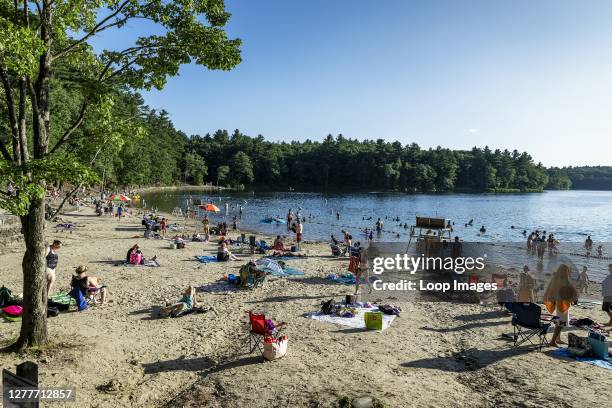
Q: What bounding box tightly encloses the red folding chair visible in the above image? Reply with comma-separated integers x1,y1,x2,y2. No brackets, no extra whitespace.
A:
247,311,287,354
248,311,267,354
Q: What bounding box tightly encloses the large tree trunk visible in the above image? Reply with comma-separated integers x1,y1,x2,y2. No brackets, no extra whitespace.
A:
16,191,48,349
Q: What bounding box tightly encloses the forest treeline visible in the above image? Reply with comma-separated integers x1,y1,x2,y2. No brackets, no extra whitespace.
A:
3,85,610,192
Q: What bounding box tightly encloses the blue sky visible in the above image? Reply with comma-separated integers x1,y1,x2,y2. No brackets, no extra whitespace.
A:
91,0,612,167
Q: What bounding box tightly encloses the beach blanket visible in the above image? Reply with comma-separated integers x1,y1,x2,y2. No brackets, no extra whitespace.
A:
123,260,160,267
49,292,74,305
195,255,221,263
307,305,396,331
327,273,365,285
55,223,76,232
552,347,612,370
266,266,305,277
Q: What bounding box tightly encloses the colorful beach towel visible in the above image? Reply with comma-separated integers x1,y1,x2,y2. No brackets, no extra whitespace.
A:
552,347,612,370
307,305,396,331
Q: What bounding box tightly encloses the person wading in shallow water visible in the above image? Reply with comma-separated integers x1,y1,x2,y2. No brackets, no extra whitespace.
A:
295,218,303,251
46,240,62,295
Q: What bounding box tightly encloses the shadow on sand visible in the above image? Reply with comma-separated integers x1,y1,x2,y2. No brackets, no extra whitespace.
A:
401,346,537,372
142,355,262,376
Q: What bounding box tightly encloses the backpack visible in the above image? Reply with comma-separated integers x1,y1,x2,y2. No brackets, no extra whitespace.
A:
130,251,143,265
0,286,12,307
321,299,335,315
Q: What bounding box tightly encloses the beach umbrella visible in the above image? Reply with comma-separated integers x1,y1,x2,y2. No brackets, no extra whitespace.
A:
199,203,220,212
109,194,130,202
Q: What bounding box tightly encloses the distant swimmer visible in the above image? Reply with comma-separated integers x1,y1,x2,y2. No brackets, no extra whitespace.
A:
511,225,515,229
468,219,474,226
479,226,486,234
522,230,527,235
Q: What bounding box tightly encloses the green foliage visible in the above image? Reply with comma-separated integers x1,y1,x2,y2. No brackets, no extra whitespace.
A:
0,155,99,215
0,17,45,76
556,166,612,190
185,131,551,192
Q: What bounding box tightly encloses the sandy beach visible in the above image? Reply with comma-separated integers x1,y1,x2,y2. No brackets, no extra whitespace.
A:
1,206,610,408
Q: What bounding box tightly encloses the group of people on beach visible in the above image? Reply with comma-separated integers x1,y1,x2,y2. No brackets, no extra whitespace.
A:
45,239,108,307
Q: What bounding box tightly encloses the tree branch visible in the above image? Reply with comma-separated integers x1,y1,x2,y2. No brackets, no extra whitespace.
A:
52,1,131,61
48,100,89,155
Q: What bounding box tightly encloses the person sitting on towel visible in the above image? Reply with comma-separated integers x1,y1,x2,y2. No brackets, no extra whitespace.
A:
159,286,198,318
217,241,238,261
273,235,285,251
126,244,145,265
71,265,108,304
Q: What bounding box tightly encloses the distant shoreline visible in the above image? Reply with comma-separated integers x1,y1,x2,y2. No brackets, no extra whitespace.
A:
135,185,228,194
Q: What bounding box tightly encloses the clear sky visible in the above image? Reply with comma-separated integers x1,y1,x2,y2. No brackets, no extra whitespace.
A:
92,0,612,167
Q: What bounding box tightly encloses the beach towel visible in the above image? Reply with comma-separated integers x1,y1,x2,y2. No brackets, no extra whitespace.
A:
551,347,612,370
195,255,221,263
327,273,365,285
266,266,305,277
307,305,396,331
123,260,160,267
49,292,73,305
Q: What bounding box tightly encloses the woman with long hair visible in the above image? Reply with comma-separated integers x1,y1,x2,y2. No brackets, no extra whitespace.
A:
543,264,578,346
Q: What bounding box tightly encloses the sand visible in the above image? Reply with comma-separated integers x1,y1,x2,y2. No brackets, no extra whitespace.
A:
0,206,610,408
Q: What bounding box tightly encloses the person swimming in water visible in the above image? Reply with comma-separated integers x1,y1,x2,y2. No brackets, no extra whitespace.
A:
479,226,486,234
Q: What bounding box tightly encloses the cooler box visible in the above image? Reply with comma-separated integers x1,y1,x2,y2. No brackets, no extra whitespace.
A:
365,311,383,330
588,331,609,359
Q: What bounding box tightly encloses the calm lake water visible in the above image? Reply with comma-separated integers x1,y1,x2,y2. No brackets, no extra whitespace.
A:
141,190,612,281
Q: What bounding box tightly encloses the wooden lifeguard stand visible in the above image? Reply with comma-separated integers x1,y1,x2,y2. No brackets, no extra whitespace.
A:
407,216,453,255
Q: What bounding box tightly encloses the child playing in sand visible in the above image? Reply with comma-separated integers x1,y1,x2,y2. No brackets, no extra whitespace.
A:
159,286,198,318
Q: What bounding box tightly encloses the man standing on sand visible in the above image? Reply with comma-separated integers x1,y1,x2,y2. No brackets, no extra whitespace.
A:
295,218,303,251
46,240,62,295
602,264,612,326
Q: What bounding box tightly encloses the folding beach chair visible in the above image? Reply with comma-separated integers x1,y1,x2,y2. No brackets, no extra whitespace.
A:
247,312,267,353
246,311,286,354
511,303,551,350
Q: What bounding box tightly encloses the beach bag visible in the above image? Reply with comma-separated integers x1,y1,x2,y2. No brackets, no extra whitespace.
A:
588,331,609,359
130,251,143,265
348,256,359,273
365,311,384,330
321,299,334,315
2,305,22,317
263,335,288,361
47,306,60,317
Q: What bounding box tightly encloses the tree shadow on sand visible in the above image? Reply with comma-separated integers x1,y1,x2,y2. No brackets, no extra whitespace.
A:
453,310,509,322
402,346,537,372
420,320,509,333
142,355,261,375
245,294,333,304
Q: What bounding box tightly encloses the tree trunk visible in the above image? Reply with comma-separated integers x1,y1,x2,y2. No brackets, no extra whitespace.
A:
15,192,48,349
